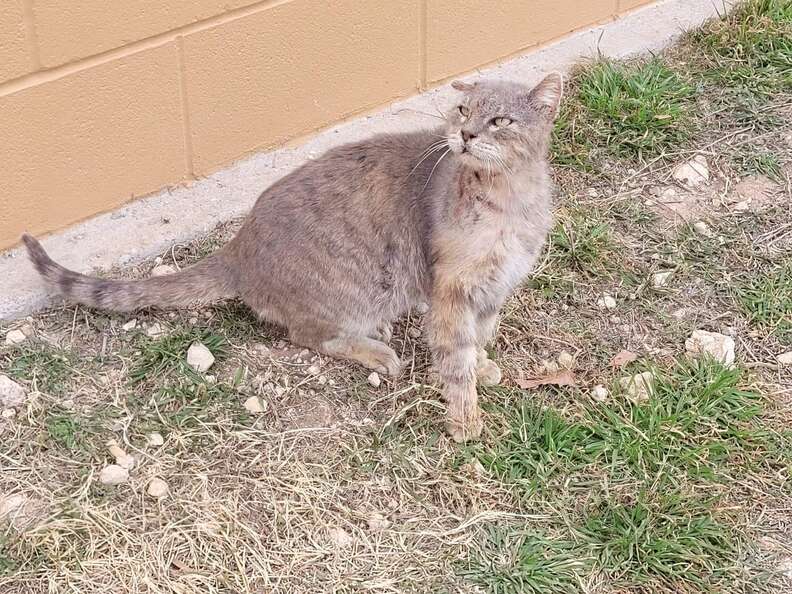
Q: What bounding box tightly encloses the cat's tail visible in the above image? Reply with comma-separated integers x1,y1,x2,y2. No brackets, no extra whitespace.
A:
22,234,237,312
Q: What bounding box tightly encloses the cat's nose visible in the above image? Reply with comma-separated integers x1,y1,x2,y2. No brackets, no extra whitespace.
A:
461,130,476,143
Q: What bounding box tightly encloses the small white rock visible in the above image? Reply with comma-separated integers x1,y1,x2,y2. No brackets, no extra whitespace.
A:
186,342,215,373
693,221,715,238
367,372,381,388
591,385,610,402
733,199,751,212
366,512,391,532
4,329,27,346
147,477,169,498
541,359,560,374
776,351,792,366
557,351,575,369
652,271,673,288
0,493,26,522
150,264,176,277
407,327,422,339
243,396,268,414
327,526,355,548
685,330,735,367
306,363,321,376
147,432,165,447
0,375,26,409
672,155,709,188
145,322,164,338
107,441,135,470
619,372,655,403
99,464,129,486
597,295,617,310
461,459,487,477
121,319,138,332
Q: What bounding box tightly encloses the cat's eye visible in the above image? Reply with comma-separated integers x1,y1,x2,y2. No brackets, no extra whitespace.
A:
458,105,470,118
492,117,513,127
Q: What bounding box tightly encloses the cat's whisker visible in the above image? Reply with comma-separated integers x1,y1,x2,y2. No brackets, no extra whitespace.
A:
421,148,451,193
391,107,446,121
408,141,448,177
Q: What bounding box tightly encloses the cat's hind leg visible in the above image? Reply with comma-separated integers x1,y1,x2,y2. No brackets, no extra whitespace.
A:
290,326,402,376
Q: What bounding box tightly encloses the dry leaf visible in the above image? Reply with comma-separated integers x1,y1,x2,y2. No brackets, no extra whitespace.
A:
516,369,577,389
610,350,638,368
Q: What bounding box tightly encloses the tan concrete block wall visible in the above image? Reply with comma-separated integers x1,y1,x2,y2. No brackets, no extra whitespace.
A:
0,1,35,82
0,0,657,250
426,0,618,83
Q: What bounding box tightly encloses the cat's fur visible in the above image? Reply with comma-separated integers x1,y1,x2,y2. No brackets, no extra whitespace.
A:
23,73,562,441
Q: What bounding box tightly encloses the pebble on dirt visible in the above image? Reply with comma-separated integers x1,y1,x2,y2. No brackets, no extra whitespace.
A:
693,221,715,238
186,342,215,372
150,264,176,277
147,478,169,498
652,271,673,288
672,155,709,188
557,351,575,369
99,464,129,486
121,319,138,331
0,375,26,409
367,372,381,388
619,372,655,403
597,294,617,310
244,396,268,414
776,351,792,366
147,432,165,447
107,441,135,470
4,329,27,346
685,330,735,367
591,385,610,402
327,526,355,548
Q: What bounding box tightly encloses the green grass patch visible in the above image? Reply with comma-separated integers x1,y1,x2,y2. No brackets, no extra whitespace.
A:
553,59,695,167
733,262,792,341
690,0,792,97
129,328,228,383
547,208,617,275
459,529,587,594
2,345,73,395
477,360,775,491
456,358,789,591
734,151,784,181
45,411,85,451
579,489,735,588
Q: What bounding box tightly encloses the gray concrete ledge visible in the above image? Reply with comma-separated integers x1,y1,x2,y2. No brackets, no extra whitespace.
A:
1,0,732,319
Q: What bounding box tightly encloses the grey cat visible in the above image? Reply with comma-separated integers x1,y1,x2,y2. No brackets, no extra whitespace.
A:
24,73,563,441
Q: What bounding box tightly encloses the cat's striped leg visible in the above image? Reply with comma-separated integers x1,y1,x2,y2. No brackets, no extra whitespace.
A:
426,283,482,442
475,310,502,387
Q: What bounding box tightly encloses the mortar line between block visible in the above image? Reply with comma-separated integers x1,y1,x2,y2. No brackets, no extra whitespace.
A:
176,37,195,179
21,0,42,69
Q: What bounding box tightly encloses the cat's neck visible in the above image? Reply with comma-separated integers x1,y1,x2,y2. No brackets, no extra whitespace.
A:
450,157,549,216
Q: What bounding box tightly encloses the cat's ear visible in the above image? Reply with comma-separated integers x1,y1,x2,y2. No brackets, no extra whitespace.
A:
527,72,564,119
451,80,476,92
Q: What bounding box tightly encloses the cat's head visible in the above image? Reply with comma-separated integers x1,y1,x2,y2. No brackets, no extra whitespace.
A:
444,73,563,170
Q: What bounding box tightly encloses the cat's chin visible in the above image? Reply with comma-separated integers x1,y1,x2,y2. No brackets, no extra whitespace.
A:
457,151,484,167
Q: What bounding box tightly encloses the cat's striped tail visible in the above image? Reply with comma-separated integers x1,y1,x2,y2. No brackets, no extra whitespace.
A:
22,234,237,312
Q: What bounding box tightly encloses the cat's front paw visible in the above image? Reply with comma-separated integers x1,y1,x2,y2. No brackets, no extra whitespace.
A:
446,410,483,443
476,358,502,387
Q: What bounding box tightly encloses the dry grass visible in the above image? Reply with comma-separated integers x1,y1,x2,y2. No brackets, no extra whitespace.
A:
2,3,792,592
